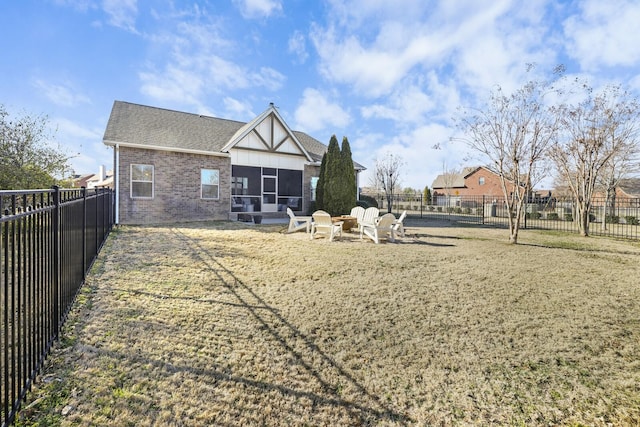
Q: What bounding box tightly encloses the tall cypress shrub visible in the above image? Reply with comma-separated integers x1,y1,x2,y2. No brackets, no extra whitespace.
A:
340,136,357,213
323,135,342,216
315,153,327,211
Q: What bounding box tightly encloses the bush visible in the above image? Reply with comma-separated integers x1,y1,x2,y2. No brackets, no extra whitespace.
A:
428,205,435,211
564,214,573,222
454,207,462,214
624,216,639,225
547,212,559,220
358,194,378,208
462,207,472,214
605,214,619,224
475,207,484,215
437,206,443,212
526,212,542,219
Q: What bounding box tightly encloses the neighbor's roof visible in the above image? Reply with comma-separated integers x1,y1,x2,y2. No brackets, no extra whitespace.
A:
618,178,640,197
103,101,364,169
431,166,484,189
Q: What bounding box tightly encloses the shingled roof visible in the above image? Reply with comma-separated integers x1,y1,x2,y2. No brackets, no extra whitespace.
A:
618,178,640,197
103,101,363,169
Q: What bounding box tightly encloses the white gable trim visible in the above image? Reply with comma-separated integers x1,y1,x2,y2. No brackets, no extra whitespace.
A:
221,105,313,162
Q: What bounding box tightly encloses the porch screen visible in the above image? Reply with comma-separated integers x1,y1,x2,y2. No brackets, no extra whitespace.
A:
231,165,261,212
278,169,302,211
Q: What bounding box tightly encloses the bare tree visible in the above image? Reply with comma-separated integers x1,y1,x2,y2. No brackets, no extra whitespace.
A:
549,84,640,236
456,75,559,244
440,162,460,209
371,152,404,213
597,138,640,231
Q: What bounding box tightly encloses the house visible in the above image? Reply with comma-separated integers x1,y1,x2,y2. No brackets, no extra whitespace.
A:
616,178,640,202
102,101,364,225
432,166,507,198
71,165,114,189
594,178,640,208
431,166,531,207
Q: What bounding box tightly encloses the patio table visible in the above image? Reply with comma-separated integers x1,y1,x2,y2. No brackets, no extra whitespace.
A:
332,215,357,232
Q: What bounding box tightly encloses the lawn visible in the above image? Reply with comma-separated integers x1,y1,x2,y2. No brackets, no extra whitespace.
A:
17,220,640,426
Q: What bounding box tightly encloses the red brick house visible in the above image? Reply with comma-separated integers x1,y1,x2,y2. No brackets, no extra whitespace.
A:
431,166,518,200
102,101,364,225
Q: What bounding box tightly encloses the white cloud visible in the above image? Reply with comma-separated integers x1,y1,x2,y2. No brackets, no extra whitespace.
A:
563,0,640,70
223,97,255,119
234,0,282,19
102,0,138,32
294,88,351,133
310,0,558,101
139,65,202,106
32,79,91,107
288,30,308,64
54,117,102,140
251,67,285,91
139,14,284,110
357,122,469,190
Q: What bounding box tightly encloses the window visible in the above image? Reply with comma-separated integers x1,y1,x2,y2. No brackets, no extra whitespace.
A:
310,177,319,201
131,164,154,198
479,177,485,185
201,169,219,199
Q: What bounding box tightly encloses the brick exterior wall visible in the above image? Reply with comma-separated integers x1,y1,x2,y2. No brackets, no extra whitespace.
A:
433,168,517,198
460,168,508,197
118,147,231,224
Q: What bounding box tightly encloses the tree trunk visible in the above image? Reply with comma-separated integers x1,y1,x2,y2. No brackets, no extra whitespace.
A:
507,205,519,244
577,203,590,236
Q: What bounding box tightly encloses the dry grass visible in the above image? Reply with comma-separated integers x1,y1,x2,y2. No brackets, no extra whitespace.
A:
17,220,640,426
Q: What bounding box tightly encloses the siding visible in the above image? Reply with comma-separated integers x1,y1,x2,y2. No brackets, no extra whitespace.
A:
118,147,231,224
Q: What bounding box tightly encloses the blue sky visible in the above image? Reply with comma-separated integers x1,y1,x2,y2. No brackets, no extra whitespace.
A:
2,0,640,190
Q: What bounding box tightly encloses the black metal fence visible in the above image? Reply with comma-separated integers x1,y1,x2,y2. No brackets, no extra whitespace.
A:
0,186,114,426
363,192,640,240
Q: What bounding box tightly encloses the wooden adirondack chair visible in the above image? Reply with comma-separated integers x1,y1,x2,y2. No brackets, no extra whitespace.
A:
392,210,407,238
310,210,343,241
358,206,379,233
286,207,311,233
360,213,396,244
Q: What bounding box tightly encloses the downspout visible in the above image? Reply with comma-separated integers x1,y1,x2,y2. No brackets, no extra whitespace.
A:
114,143,120,224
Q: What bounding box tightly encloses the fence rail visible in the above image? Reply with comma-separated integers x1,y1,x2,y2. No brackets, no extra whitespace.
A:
0,186,114,426
362,193,640,240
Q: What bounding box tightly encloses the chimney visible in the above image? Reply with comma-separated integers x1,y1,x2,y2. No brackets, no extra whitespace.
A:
99,165,106,181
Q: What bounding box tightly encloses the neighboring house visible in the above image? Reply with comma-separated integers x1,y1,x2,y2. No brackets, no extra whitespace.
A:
102,101,364,225
71,173,95,188
432,166,506,198
431,166,530,206
616,178,640,201
598,178,640,207
71,165,114,189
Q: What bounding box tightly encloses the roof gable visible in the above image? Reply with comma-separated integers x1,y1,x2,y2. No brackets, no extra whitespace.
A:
221,104,313,161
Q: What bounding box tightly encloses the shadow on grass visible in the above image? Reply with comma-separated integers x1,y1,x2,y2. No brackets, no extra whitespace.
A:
166,228,413,425
517,241,640,256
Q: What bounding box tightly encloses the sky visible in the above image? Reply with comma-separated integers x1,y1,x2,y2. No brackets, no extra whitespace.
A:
2,0,640,190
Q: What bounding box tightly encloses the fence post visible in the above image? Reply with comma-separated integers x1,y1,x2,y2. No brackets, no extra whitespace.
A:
52,186,60,338
482,195,485,225
82,187,87,280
